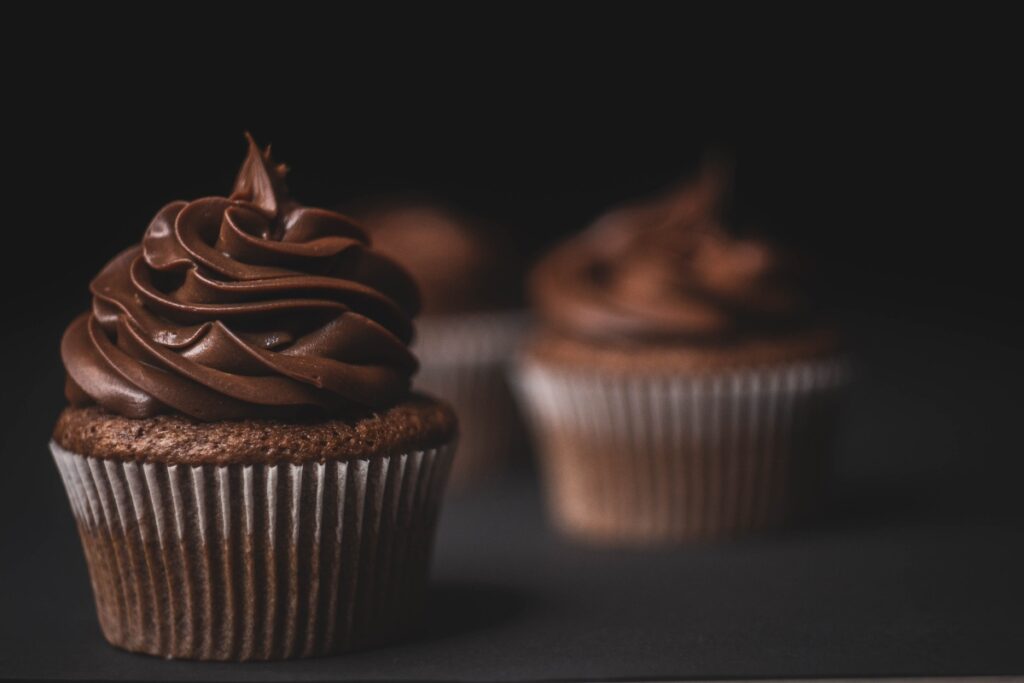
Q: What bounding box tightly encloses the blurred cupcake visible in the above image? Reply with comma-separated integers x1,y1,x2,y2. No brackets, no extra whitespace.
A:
51,136,457,660
514,168,848,544
351,200,527,489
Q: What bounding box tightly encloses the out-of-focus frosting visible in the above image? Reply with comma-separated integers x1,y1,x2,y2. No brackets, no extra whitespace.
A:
352,202,521,315
62,135,420,421
531,168,813,344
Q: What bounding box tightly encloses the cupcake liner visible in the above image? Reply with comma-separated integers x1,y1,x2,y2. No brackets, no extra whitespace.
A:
414,311,528,488
51,441,454,660
513,358,849,543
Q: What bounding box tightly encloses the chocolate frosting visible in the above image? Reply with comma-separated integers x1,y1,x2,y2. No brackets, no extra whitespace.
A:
350,201,521,315
62,136,421,421
531,168,813,344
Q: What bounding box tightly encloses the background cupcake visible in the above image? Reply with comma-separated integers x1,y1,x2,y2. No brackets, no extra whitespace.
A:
51,137,457,660
349,200,527,489
514,167,848,544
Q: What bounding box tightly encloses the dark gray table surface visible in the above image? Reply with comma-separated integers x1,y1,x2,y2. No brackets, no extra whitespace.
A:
2,316,1023,681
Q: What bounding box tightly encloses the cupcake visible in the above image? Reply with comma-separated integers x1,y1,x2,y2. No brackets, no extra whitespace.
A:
350,200,526,489
514,168,848,544
51,136,457,660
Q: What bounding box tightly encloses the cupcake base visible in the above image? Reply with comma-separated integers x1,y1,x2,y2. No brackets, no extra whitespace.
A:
515,343,848,544
52,442,453,660
414,311,527,489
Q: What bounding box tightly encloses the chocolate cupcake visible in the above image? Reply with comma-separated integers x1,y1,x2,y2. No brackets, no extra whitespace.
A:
514,168,848,544
51,136,457,660
351,201,526,489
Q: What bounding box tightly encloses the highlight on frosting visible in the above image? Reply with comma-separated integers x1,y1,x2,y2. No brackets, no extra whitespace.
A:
530,166,811,343
62,135,421,421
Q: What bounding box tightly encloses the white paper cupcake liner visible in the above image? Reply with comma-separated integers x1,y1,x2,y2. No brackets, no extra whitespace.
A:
414,311,528,488
51,441,454,660
513,358,849,543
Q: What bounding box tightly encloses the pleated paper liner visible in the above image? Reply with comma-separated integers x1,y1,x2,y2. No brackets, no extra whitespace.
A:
414,311,528,488
51,441,454,660
514,358,849,544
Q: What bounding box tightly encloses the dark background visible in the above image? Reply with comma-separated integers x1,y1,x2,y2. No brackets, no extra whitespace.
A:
7,25,1020,340
3,19,1023,680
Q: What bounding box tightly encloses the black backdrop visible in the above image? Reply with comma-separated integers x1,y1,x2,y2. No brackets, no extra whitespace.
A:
3,21,1023,678
9,32,1019,340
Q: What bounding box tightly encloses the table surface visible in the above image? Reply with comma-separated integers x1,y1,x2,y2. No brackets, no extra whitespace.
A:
2,316,1023,681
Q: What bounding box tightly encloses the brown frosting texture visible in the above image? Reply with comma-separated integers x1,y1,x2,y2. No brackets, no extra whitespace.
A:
531,168,813,344
62,136,420,421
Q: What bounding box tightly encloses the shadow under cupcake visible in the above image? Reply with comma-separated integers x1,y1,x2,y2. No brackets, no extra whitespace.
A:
513,167,849,545
51,136,457,660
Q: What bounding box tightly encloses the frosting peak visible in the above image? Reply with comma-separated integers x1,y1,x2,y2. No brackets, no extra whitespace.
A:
231,133,290,218
531,167,812,344
62,136,421,421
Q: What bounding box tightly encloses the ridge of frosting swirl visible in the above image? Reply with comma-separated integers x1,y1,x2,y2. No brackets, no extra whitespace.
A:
531,167,812,344
62,135,421,421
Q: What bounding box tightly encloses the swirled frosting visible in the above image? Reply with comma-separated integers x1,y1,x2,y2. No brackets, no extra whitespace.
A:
531,168,813,344
62,136,420,421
